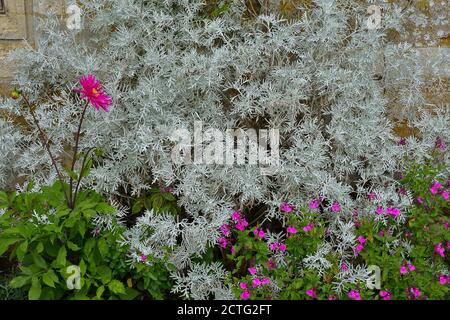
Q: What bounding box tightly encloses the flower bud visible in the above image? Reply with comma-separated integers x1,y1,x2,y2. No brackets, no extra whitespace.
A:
10,88,21,100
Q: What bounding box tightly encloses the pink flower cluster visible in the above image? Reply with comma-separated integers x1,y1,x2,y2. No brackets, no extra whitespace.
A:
239,268,271,300
232,211,249,231
435,242,445,258
354,235,367,255
269,242,286,252
406,287,421,300
375,206,401,218
379,290,392,300
430,181,450,200
253,228,265,239
400,263,416,275
217,211,250,250
348,289,361,300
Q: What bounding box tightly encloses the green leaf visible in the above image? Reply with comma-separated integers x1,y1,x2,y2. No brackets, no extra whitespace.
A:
97,238,108,258
28,277,42,300
132,201,143,214
95,203,115,214
108,280,126,294
0,191,8,208
97,265,112,284
36,242,44,254
32,253,47,269
78,220,86,237
16,240,28,261
84,238,96,255
67,241,81,251
42,271,57,288
55,246,67,267
96,285,105,299
0,238,20,256
162,192,176,201
79,259,87,275
10,276,30,288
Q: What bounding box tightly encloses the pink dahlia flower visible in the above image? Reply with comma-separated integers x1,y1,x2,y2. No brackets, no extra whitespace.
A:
75,74,112,112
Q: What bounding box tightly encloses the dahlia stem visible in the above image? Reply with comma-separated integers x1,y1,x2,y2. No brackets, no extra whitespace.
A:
21,93,71,207
72,147,95,208
69,100,89,208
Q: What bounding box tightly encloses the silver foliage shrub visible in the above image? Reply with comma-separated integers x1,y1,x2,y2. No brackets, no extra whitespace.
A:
0,0,449,298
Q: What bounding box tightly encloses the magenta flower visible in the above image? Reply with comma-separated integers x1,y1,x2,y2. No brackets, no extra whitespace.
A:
406,263,416,272
252,278,262,288
379,290,392,300
430,181,442,195
438,275,448,285
416,196,424,204
280,202,294,213
355,244,364,255
330,201,341,213
407,287,421,299
435,242,445,257
357,235,367,245
231,211,241,221
375,206,384,215
74,74,112,112
309,199,320,209
220,224,231,237
279,243,286,251
248,267,257,275
367,192,377,201
239,282,248,290
348,290,361,300
235,218,249,231
253,228,265,238
442,190,449,200
231,246,236,254
217,237,228,249
386,207,400,218
287,226,297,234
306,288,317,299
328,296,337,300
269,243,278,251
444,222,449,230
435,137,446,151
240,291,250,300
267,259,276,270
260,277,270,285
378,230,385,237
139,254,148,262
400,266,408,275
302,223,314,232
397,137,406,146
340,262,348,271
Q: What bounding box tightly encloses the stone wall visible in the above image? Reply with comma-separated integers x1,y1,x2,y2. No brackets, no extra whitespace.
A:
0,0,65,93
